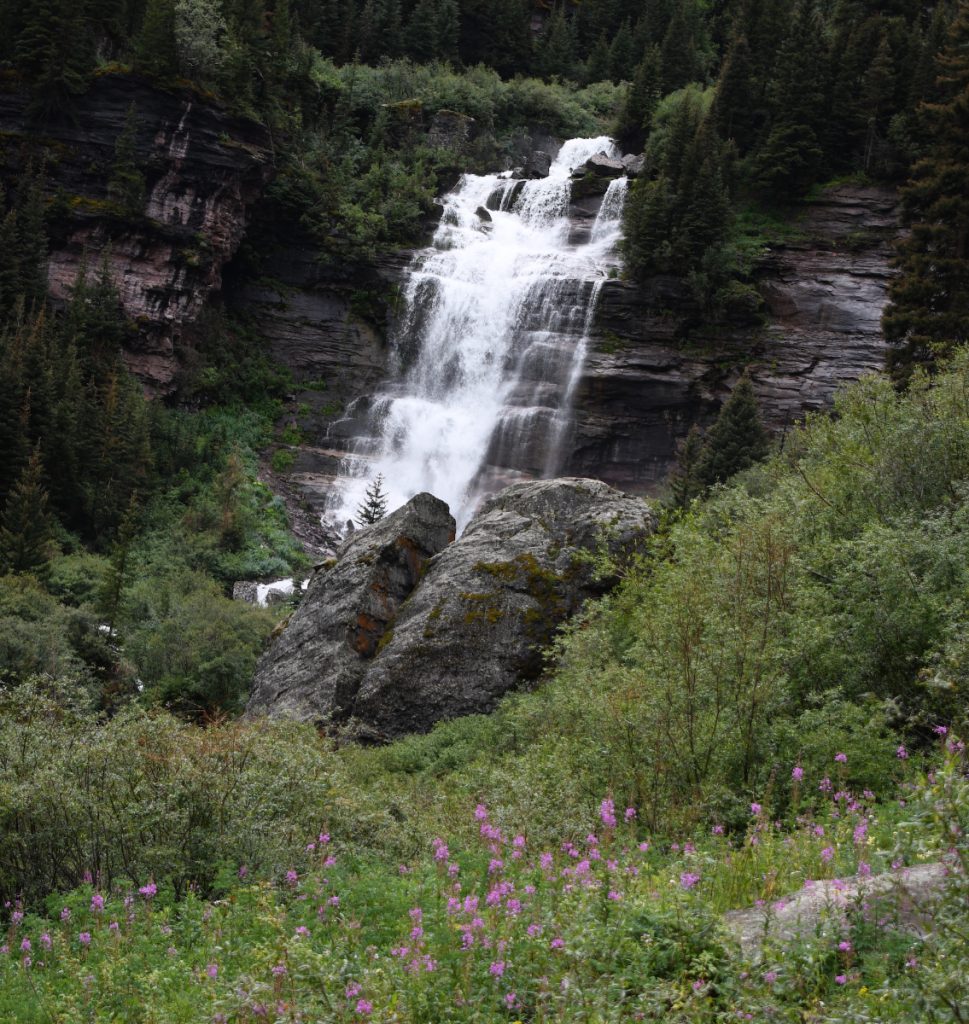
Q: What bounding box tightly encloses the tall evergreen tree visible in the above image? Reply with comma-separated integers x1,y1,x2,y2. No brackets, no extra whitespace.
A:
615,45,662,148
712,32,759,153
696,374,770,486
607,18,637,84
0,446,54,578
404,0,458,63
670,424,705,507
584,32,611,85
108,104,147,217
540,7,577,81
884,0,969,377
135,0,178,77
15,0,91,116
660,0,698,93
753,1,827,197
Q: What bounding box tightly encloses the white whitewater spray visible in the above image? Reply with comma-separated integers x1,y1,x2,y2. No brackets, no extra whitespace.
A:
331,137,628,531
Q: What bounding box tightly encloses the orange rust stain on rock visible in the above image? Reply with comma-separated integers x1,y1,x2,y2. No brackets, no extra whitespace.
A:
354,611,382,656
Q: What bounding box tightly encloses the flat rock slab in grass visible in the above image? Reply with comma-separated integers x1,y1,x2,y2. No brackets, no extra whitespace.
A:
723,862,946,955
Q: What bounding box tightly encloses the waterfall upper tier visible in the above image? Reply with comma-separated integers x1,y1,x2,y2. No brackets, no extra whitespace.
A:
329,136,629,531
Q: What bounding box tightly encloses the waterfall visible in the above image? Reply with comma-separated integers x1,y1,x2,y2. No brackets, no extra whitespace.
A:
330,136,628,531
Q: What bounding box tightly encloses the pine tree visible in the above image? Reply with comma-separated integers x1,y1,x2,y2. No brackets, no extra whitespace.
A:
615,45,662,148
15,170,49,308
584,31,611,85
753,2,827,197
884,0,969,378
607,18,636,84
135,0,178,77
0,446,54,578
539,8,577,81
404,0,458,64
108,104,147,216
660,0,697,94
356,473,389,525
99,493,140,634
15,0,91,116
712,33,760,154
696,374,770,486
669,424,705,507
0,210,21,316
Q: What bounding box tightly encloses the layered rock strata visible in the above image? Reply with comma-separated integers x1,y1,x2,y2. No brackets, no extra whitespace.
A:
0,72,273,391
568,185,899,491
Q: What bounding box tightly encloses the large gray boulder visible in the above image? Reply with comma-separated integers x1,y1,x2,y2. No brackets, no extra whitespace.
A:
246,492,455,722
573,152,626,179
247,479,653,737
352,478,654,737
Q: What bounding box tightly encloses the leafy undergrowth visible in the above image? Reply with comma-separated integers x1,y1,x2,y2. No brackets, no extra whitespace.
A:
1,739,965,1024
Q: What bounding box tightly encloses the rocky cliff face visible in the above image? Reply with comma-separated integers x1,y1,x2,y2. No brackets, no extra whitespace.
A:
569,186,899,491
248,174,898,517
0,72,272,391
247,478,654,737
9,80,898,505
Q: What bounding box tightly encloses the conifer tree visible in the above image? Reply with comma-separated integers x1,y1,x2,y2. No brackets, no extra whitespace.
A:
539,8,577,81
884,0,969,377
108,104,147,217
712,33,759,153
0,446,54,578
356,473,389,525
584,32,611,85
753,1,826,197
607,18,636,84
404,0,458,64
99,493,140,634
696,374,770,486
136,0,178,77
15,0,91,116
0,210,21,317
615,45,662,148
659,0,697,94
15,171,49,308
670,424,705,508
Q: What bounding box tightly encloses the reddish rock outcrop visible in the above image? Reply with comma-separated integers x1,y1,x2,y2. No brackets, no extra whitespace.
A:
0,72,272,391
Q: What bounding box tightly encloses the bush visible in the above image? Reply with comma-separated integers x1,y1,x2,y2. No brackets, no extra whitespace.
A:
0,685,403,904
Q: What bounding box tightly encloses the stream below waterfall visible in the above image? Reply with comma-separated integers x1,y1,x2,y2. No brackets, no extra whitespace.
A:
329,136,628,531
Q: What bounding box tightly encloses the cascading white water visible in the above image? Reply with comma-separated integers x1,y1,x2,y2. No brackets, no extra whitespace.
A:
330,136,628,531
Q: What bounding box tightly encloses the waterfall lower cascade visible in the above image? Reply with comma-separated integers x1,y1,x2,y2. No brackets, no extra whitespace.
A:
331,137,629,531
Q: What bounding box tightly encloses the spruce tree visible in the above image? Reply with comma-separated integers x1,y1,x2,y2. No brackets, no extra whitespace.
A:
607,18,636,84
753,2,827,197
615,45,662,148
696,374,770,486
584,32,611,85
108,104,147,217
99,493,140,634
356,473,389,525
670,424,705,508
659,0,697,94
884,0,969,377
15,170,49,308
0,446,54,578
15,0,90,116
0,210,21,317
539,8,577,81
135,0,178,77
712,33,759,154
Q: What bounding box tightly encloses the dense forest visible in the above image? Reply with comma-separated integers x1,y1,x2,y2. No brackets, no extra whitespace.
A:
0,0,968,1020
